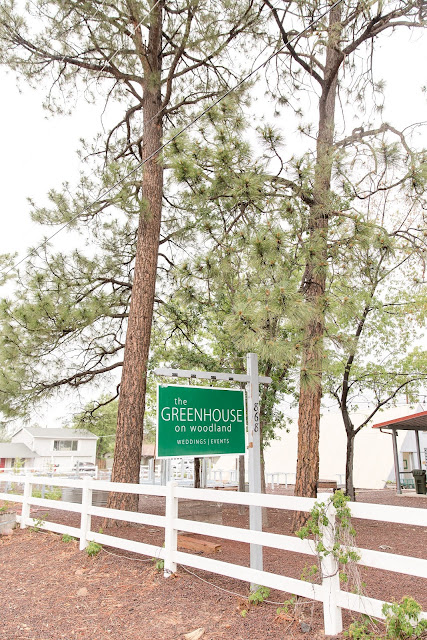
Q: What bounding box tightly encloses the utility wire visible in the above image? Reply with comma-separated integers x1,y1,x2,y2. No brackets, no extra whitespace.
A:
5,0,163,155
24,0,161,74
1,0,344,280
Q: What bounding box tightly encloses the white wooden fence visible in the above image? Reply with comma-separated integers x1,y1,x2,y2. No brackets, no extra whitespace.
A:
1,474,426,636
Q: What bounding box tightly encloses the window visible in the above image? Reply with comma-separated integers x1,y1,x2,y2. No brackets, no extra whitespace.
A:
53,440,78,451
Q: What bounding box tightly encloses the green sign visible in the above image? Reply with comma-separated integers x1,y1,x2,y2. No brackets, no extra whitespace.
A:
156,384,246,458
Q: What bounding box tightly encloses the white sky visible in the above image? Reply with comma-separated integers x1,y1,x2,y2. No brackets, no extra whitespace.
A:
0,27,426,427
0,72,103,256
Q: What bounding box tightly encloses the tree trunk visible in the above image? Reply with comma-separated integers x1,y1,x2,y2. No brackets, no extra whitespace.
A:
108,3,164,515
194,457,201,488
345,429,356,501
238,454,245,492
293,4,343,529
260,449,269,527
259,420,269,527
260,453,266,495
342,407,356,501
238,454,246,515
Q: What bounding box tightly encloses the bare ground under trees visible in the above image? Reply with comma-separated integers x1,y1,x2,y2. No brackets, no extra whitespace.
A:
0,488,426,640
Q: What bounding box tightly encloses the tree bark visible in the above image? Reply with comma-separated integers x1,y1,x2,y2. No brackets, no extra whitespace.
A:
238,454,246,515
339,304,372,502
194,457,201,488
293,4,343,527
108,2,164,514
345,427,356,502
238,455,245,491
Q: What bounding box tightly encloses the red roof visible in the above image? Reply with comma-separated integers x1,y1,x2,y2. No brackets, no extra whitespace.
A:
372,410,427,431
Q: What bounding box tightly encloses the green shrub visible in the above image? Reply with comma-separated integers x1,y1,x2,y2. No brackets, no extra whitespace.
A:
383,597,427,639
85,541,102,556
276,595,297,617
45,487,62,500
30,514,47,532
346,598,427,639
61,534,77,543
32,486,62,500
152,558,164,572
248,586,270,605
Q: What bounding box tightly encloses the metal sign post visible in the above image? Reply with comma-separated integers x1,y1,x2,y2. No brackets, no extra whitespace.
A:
154,353,271,578
246,353,263,577
154,366,271,385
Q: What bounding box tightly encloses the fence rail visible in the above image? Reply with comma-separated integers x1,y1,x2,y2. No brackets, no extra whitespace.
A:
1,473,426,636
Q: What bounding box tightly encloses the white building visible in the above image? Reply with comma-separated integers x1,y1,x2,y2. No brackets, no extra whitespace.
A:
214,405,427,490
263,405,427,489
0,427,98,472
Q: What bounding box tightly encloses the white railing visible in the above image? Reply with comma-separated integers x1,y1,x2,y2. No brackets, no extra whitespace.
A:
265,472,346,489
266,471,296,489
0,466,98,478
206,468,237,485
1,474,426,636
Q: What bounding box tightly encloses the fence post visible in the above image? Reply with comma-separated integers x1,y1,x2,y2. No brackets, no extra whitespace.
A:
79,477,93,551
161,459,169,485
318,492,343,636
20,474,31,529
164,480,178,577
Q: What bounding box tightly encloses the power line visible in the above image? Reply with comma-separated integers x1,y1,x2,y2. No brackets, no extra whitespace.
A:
1,0,344,280
23,0,161,74
5,0,163,152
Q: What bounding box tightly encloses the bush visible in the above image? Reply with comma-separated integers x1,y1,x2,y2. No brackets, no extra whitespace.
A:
85,541,102,556
32,486,62,500
383,597,427,639
61,534,77,543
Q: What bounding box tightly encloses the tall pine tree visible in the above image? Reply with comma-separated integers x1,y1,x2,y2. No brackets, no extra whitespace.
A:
0,0,263,510
261,0,427,514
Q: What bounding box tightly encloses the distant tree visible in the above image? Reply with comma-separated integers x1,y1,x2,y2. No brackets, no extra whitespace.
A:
0,424,10,442
70,389,157,459
70,396,118,459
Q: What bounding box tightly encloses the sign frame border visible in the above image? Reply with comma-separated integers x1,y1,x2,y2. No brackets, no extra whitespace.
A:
156,382,247,459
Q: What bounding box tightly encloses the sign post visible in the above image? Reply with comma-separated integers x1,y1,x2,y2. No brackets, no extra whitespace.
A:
154,354,271,579
246,353,263,576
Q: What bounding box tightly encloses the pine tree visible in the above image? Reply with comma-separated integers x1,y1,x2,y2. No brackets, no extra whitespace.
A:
157,100,299,475
261,0,427,514
0,0,263,510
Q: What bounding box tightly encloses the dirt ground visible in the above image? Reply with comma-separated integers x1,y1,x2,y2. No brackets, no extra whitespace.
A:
0,487,426,640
